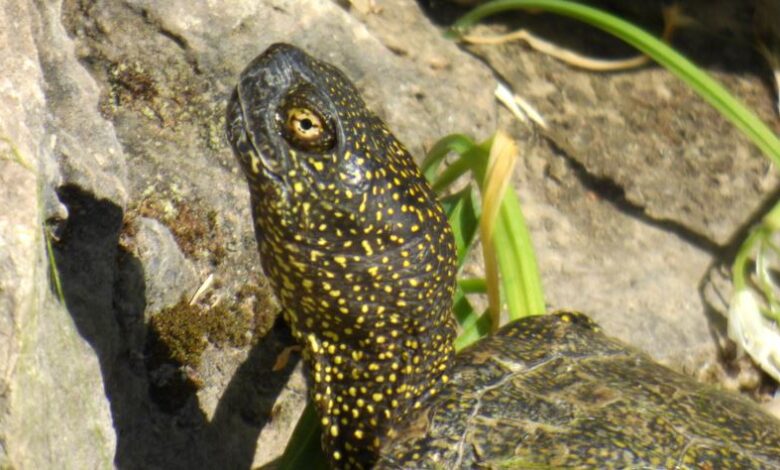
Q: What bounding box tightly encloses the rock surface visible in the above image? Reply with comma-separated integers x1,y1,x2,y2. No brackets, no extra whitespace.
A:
0,1,118,468
0,0,777,468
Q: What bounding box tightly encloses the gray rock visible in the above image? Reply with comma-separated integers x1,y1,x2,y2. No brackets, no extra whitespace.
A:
0,1,117,468
131,217,199,314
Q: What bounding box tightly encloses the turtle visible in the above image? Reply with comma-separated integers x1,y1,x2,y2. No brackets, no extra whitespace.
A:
225,43,780,469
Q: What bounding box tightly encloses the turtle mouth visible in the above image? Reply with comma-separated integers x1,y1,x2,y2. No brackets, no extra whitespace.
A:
225,88,277,179
227,53,291,177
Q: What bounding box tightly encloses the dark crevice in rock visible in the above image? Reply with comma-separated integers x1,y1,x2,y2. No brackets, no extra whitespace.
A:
542,134,724,256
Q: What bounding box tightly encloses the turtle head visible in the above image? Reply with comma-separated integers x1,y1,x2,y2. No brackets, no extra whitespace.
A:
227,43,382,227
227,43,458,468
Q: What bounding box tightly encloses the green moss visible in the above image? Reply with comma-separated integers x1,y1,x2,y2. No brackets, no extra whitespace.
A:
149,277,274,369
150,301,209,367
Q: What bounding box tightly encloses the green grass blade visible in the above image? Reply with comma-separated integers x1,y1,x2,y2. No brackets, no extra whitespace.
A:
496,190,546,319
455,309,493,350
453,287,479,330
450,0,780,168
455,136,546,320
422,134,476,182
276,402,328,470
459,277,488,294
430,148,481,194
441,187,481,267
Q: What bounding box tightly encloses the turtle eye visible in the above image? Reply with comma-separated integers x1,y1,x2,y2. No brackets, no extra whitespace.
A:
280,105,335,152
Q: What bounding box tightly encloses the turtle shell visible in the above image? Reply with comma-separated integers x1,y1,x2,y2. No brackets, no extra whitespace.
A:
377,312,780,469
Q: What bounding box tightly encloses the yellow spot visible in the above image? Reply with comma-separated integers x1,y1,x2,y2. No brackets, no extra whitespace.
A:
312,160,324,171
334,255,347,267
324,331,339,342
307,335,320,354
354,430,364,439
250,154,261,174
293,182,304,193
333,451,341,461
330,425,339,437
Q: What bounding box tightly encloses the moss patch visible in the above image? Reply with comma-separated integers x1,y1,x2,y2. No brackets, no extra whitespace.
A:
148,276,274,369
123,195,227,266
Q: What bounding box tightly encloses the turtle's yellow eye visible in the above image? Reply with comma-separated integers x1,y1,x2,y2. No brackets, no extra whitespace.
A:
281,106,335,152
287,108,323,140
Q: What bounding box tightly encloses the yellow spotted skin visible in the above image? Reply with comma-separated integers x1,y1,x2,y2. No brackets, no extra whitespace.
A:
227,44,456,468
227,45,780,469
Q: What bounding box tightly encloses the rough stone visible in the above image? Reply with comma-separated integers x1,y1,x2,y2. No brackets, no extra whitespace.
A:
0,1,117,468
131,217,199,314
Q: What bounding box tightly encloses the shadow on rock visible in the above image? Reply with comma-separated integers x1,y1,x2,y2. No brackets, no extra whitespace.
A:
697,184,780,363
52,185,299,469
